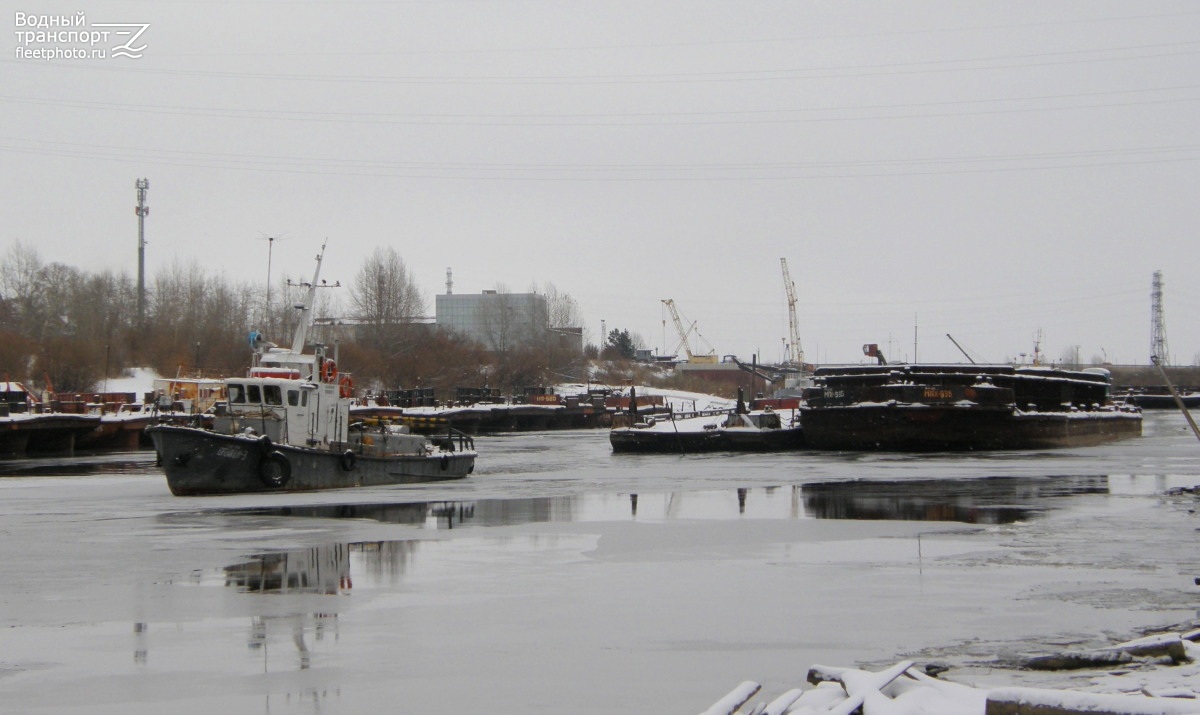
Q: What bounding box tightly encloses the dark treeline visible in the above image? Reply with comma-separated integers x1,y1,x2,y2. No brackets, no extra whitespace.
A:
0,242,601,395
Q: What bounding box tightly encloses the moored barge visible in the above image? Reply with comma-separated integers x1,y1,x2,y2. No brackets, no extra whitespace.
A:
800,364,1141,451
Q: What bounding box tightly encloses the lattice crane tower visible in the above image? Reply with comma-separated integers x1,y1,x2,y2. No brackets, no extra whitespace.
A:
1151,270,1169,365
780,258,803,368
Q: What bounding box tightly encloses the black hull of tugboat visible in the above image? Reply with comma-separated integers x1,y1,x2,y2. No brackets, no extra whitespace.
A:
800,405,1142,451
147,425,475,496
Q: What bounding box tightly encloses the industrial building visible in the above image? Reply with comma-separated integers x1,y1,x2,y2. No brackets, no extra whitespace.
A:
435,290,559,351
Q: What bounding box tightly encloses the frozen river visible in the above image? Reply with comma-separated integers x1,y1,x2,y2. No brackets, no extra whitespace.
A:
1,411,1199,713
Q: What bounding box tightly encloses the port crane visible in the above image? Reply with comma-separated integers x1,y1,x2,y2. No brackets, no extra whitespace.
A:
780,258,804,369
661,299,719,364
945,333,981,364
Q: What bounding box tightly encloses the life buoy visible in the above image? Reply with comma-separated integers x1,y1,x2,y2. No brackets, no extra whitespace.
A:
259,450,291,488
321,360,338,383
338,374,354,398
340,449,356,472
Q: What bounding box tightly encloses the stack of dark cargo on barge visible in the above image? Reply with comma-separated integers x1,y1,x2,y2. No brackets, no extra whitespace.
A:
800,364,1142,451
352,387,669,434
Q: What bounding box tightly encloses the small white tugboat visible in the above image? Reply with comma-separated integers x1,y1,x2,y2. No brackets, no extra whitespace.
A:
147,245,476,495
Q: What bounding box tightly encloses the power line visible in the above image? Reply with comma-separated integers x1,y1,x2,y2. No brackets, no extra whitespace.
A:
3,84,1199,126
1,136,1197,181
3,41,1198,85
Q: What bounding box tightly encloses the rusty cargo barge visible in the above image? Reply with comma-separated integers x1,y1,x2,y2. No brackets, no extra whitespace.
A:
800,364,1142,451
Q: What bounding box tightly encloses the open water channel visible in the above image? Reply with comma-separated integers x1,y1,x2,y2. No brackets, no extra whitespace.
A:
1,412,1199,713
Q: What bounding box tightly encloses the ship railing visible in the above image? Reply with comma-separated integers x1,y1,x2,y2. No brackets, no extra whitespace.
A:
666,407,735,421
613,406,732,429
430,425,475,453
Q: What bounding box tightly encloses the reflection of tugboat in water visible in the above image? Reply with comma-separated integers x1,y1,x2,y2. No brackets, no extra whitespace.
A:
147,244,476,495
219,540,420,676
223,540,420,594
801,349,1142,451
226,544,353,594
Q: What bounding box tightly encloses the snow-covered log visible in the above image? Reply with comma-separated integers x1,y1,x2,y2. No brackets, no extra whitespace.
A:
761,688,803,715
788,683,853,712
1140,687,1199,699
806,661,915,689
1023,650,1133,671
1024,632,1192,670
700,680,760,715
807,663,853,685
825,661,916,715
985,686,1200,715
1110,633,1189,663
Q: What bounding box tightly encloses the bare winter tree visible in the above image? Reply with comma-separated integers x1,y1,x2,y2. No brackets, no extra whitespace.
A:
0,241,47,340
479,284,518,354
149,260,259,375
0,241,495,392
37,262,84,340
73,270,136,343
1060,345,1081,369
350,246,426,354
537,282,584,332
530,281,586,379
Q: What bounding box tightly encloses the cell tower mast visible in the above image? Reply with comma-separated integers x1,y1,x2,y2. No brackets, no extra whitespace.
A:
1151,270,1169,365
135,178,149,323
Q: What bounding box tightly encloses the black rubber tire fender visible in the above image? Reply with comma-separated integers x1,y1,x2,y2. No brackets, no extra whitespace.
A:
340,449,356,472
259,450,291,488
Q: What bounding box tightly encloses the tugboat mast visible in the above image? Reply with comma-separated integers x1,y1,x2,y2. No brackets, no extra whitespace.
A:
290,243,326,355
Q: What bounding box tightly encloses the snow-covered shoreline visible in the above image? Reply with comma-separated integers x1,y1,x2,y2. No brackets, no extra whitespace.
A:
703,644,1200,714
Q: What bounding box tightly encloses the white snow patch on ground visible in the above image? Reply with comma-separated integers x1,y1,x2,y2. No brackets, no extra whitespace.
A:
94,367,160,396
593,383,737,413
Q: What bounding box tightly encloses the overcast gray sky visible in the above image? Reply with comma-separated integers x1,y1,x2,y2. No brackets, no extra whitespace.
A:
4,1,1198,366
